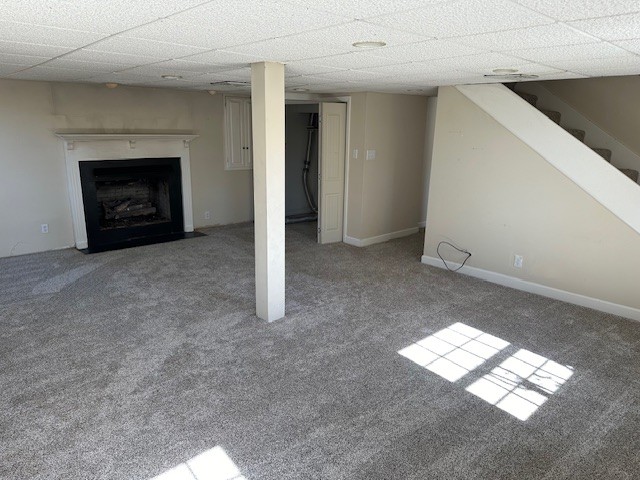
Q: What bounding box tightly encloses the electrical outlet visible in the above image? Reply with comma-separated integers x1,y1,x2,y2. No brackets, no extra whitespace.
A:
41,224,49,234
204,211,211,220
514,254,523,268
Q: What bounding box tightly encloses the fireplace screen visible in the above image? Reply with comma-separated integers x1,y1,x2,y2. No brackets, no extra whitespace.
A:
79,158,184,252
96,177,172,229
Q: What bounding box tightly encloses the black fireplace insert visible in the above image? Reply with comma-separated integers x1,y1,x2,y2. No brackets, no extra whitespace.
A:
79,157,186,252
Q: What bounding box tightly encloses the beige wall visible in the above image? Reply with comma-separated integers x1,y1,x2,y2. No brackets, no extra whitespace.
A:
0,79,253,258
541,76,640,157
424,86,640,310
347,92,428,240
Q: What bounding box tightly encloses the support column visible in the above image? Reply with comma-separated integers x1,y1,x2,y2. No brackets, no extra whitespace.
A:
251,62,286,322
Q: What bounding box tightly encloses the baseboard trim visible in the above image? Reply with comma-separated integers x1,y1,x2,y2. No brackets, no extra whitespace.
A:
418,221,426,228
344,227,419,247
421,255,640,322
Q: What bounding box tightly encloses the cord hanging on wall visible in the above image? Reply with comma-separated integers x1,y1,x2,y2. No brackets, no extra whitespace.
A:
437,241,472,272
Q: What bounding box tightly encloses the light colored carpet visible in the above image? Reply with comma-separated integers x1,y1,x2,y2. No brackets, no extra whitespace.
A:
1,222,639,479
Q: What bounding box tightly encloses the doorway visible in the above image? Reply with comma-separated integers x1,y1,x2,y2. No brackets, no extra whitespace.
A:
284,102,347,244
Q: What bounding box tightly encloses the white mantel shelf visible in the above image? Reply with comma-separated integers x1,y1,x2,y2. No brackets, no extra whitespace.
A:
55,133,199,150
57,132,197,250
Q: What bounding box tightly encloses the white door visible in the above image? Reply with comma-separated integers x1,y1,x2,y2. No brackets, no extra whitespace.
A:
318,102,347,244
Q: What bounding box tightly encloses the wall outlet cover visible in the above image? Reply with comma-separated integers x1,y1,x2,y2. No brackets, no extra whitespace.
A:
514,254,524,268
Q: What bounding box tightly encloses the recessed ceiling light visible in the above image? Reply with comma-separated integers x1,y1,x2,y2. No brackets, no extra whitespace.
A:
161,74,183,80
352,41,387,49
492,68,519,74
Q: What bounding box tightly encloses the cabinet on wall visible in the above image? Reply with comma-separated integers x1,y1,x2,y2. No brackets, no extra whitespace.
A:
224,96,252,170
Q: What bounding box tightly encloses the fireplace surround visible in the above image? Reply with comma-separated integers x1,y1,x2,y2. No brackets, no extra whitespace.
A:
57,134,198,251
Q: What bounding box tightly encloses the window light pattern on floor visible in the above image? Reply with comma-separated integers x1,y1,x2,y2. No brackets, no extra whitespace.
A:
398,322,510,382
151,446,247,480
465,348,574,421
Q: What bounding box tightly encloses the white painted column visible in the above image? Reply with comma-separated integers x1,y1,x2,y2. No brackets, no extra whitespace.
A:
251,62,286,322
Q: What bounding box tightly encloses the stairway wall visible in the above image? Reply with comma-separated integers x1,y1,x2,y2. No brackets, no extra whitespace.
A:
423,86,640,318
516,81,640,180
541,76,640,160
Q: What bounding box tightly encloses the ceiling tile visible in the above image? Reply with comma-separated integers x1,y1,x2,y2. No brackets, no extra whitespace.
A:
284,63,346,77
366,39,485,63
61,49,161,66
0,40,71,57
282,0,450,20
305,69,391,82
453,23,598,51
179,49,265,66
118,61,220,78
512,0,640,21
0,63,24,75
0,53,49,66
225,20,429,62
80,71,162,83
0,0,206,35
421,52,531,73
614,38,640,55
506,42,634,64
88,36,209,59
366,0,554,38
7,65,92,81
195,67,254,83
569,13,640,41
361,61,453,76
123,1,348,50
0,21,106,48
45,58,132,73
298,52,408,69
557,55,640,74
569,67,640,77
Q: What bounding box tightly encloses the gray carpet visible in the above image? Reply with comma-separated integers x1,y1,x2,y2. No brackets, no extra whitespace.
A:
1,222,639,480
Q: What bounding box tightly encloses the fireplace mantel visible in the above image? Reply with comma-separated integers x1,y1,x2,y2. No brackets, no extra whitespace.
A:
56,133,199,151
56,133,198,250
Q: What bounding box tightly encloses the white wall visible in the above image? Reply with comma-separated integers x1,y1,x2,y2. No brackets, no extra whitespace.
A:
424,86,640,314
0,79,253,257
346,92,428,243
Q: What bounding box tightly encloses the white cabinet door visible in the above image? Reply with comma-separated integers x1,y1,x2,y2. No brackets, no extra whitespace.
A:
318,102,346,244
225,97,252,170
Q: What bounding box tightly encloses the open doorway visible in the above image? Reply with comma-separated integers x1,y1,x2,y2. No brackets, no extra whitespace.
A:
285,103,319,243
285,102,347,244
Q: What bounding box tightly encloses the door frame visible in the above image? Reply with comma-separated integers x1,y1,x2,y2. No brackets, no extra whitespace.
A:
285,95,351,243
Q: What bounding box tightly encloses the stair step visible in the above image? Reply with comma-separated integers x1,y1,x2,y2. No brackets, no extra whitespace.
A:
618,168,639,182
516,91,538,107
565,128,586,142
593,148,612,162
541,109,561,124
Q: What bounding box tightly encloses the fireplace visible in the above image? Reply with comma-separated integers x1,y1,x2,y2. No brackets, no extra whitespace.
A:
79,158,185,252
57,133,198,252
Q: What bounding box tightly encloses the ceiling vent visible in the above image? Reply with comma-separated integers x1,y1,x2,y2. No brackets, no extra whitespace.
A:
483,73,539,80
209,80,251,87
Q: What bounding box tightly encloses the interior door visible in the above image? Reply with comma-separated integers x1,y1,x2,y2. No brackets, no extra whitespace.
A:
318,102,347,244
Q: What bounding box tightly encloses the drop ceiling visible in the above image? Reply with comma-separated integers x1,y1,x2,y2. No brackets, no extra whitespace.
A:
1,0,640,94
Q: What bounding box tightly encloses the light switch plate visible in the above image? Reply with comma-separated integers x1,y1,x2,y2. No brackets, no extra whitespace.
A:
366,149,376,161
